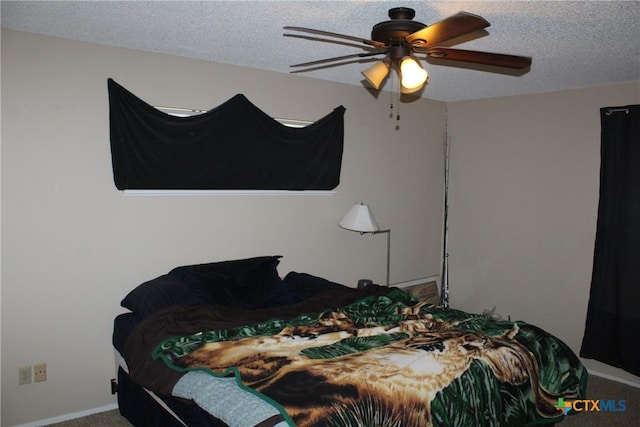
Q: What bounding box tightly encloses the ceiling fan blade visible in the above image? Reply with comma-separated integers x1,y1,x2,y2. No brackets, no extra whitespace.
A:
290,51,387,68
426,47,532,69
284,26,387,48
406,11,490,48
289,58,382,74
284,33,376,50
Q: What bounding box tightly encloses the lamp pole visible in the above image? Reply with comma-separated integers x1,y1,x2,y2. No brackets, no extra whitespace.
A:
373,229,391,286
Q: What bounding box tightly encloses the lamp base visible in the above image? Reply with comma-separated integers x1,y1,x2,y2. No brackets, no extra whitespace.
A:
357,279,374,289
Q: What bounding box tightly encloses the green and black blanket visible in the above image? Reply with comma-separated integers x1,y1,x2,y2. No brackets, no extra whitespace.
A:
126,286,586,427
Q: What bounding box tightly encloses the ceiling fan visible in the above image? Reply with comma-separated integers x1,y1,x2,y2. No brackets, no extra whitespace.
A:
284,7,532,94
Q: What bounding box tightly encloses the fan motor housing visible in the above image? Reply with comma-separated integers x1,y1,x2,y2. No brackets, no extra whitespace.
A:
371,7,426,44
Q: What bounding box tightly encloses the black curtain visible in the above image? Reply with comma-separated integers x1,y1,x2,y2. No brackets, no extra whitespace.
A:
108,79,345,190
580,105,640,376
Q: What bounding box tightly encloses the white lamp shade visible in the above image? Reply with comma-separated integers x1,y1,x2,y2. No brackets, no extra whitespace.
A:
400,56,428,91
361,60,391,90
339,203,380,233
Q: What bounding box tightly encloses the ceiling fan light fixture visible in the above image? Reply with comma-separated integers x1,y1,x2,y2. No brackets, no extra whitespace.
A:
399,56,428,91
361,58,391,90
285,8,532,98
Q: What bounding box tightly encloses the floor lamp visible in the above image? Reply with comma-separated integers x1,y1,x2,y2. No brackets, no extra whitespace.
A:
339,203,391,286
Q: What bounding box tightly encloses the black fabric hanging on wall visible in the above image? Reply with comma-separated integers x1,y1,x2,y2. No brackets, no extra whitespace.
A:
108,79,345,190
580,104,640,377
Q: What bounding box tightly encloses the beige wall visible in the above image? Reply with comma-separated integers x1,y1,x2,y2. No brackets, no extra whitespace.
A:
0,29,445,425
447,82,640,384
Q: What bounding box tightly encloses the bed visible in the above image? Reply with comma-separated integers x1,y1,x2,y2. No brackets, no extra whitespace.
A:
113,256,587,427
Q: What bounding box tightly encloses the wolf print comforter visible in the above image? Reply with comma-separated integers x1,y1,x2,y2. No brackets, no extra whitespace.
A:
150,288,587,427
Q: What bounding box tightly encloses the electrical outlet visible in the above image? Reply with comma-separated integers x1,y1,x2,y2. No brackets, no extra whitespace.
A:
34,363,47,382
19,366,32,385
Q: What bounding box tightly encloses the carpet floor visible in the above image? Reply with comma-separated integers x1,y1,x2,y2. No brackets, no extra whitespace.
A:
45,374,639,426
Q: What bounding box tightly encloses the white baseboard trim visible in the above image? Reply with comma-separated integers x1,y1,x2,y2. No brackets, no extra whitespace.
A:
588,369,640,388
12,403,118,427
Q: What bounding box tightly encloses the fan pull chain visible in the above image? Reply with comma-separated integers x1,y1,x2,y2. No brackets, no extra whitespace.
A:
386,72,401,130
395,84,401,131
389,72,395,119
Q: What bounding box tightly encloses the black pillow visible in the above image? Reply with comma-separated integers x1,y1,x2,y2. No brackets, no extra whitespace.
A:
169,256,290,309
121,274,200,317
282,271,347,303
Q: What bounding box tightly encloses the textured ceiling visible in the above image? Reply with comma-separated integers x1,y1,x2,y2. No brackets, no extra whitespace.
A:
2,1,639,102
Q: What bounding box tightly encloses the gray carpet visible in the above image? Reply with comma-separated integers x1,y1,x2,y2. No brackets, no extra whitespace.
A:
45,409,132,426
45,374,639,426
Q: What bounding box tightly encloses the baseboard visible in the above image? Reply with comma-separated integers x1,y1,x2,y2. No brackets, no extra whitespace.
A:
11,403,118,427
588,369,640,388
